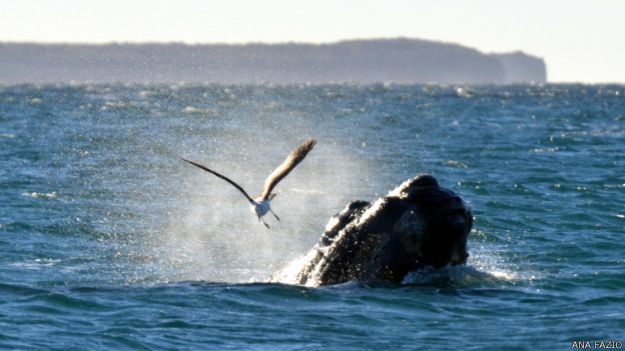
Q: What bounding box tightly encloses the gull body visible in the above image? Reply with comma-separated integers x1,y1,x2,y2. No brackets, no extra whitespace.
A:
251,198,271,218
182,138,316,228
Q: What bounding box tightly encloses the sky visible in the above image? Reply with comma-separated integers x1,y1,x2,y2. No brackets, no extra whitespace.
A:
1,0,624,83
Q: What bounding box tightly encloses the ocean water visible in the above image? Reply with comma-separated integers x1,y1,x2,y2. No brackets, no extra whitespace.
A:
1,83,624,350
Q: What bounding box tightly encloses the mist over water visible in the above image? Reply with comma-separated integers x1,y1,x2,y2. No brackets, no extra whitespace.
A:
1,83,624,349
107,86,379,284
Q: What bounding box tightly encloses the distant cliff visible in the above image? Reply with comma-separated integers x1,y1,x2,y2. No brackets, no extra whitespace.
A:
0,39,546,84
491,51,547,83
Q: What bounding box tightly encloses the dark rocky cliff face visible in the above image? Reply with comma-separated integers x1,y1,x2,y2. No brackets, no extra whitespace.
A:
0,39,546,84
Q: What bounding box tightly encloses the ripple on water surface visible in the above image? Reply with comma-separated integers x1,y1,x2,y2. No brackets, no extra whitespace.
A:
0,84,624,349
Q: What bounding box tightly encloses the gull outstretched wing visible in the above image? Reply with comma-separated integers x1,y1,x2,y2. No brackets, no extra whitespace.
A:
181,157,255,204
259,138,316,200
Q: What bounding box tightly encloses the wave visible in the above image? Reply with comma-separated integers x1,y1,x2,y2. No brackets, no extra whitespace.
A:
21,191,59,199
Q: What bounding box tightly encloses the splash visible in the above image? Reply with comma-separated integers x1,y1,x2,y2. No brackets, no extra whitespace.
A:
269,252,318,287
124,132,377,284
272,253,519,288
271,245,519,288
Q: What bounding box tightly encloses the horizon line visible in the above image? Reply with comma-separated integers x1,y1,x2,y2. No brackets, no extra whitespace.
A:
0,37,539,56
1,80,624,85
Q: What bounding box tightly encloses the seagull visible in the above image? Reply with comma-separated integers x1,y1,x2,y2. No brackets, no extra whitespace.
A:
181,138,317,228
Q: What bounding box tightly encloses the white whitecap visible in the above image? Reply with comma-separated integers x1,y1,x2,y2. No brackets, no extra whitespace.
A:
22,191,59,199
182,106,218,116
401,265,516,285
10,258,61,270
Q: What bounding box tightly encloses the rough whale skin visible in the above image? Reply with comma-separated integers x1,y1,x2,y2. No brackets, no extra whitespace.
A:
294,174,473,286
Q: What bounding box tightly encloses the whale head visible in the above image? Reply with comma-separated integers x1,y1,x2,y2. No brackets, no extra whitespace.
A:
289,174,474,286
391,174,473,269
